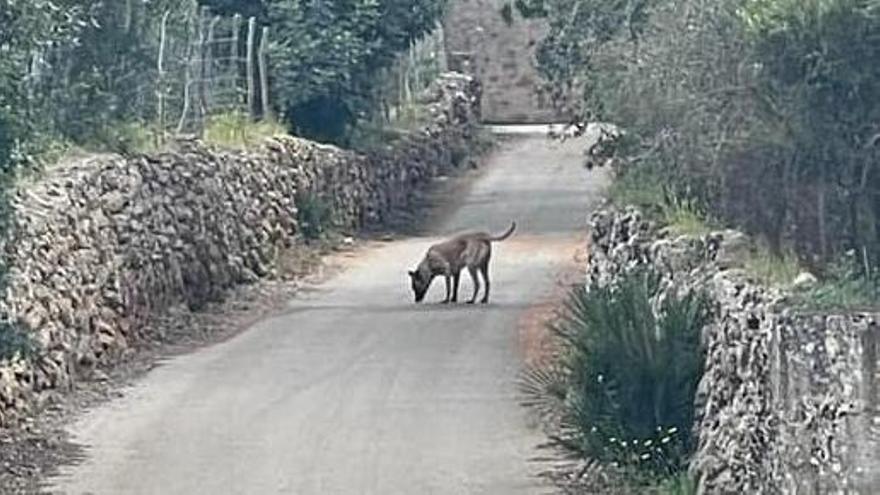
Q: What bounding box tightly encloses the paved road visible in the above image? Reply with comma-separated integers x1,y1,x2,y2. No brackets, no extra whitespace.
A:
50,132,608,495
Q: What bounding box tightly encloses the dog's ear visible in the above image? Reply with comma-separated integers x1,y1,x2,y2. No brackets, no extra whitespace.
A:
408,270,416,278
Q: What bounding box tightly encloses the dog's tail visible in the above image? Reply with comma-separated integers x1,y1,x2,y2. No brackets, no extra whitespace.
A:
488,221,517,242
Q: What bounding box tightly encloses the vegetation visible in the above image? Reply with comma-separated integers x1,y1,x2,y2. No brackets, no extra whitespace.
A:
522,268,711,485
0,322,34,362
295,193,335,241
0,0,447,172
203,112,286,149
793,253,880,311
268,0,446,144
516,0,880,289
743,243,802,287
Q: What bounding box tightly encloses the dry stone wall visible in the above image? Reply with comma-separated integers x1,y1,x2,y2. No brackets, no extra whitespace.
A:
588,206,880,494
0,73,481,427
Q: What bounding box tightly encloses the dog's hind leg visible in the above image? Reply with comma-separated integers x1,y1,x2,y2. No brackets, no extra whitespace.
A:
452,271,461,303
479,263,490,304
442,274,452,303
467,266,480,304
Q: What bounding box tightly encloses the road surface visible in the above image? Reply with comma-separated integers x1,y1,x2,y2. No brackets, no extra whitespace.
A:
50,131,608,495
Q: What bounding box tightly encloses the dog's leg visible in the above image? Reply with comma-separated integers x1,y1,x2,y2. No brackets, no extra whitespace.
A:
442,274,451,303
467,266,480,304
452,270,461,303
479,263,490,304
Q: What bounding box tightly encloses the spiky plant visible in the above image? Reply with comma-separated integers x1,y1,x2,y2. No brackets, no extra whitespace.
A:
521,267,711,478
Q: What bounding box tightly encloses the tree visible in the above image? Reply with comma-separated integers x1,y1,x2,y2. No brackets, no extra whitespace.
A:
268,0,445,144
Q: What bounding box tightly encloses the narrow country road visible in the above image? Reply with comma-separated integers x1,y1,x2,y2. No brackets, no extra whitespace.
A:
50,131,609,495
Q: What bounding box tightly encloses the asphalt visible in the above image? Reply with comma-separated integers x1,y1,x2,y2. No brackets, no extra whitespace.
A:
49,130,609,495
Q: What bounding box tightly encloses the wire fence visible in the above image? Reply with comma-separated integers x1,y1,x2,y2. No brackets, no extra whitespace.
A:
23,2,268,147
21,3,449,148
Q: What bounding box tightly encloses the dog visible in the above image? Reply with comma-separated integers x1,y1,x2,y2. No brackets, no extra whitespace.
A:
408,222,516,304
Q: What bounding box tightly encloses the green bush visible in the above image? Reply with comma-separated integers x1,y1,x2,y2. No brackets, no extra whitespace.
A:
0,322,34,362
295,193,335,241
522,268,711,479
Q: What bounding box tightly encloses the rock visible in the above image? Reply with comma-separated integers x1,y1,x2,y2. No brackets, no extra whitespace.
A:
792,271,818,290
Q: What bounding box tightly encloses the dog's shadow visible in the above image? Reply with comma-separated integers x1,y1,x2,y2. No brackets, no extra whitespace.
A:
281,301,532,317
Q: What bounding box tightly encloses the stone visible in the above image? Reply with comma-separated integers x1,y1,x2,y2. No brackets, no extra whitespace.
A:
792,271,819,290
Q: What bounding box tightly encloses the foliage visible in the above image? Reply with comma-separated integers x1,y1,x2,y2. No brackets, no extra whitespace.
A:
660,194,715,237
0,0,91,171
794,253,880,310
517,0,880,279
203,112,286,149
651,472,697,495
743,243,802,287
522,268,711,479
295,193,335,241
607,166,666,213
268,0,446,144
0,322,34,362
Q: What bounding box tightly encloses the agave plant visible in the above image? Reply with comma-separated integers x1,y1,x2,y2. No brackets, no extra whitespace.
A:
521,267,711,478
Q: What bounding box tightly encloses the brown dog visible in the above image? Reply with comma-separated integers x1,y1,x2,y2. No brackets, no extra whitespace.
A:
408,222,516,304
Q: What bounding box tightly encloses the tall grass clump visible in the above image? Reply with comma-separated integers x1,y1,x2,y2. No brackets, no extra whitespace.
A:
522,268,711,482
203,112,286,149
295,193,335,241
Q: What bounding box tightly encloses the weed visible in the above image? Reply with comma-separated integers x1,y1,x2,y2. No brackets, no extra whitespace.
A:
793,254,880,311
743,243,802,287
203,112,286,149
295,193,335,241
0,321,34,362
521,268,711,479
660,193,715,237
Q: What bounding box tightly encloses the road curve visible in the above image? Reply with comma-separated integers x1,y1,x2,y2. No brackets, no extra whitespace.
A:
50,132,609,495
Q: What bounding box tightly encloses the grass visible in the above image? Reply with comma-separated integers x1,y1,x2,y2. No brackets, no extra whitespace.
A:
660,195,716,237
791,255,880,311
609,167,716,237
203,112,287,149
607,166,667,212
742,243,802,287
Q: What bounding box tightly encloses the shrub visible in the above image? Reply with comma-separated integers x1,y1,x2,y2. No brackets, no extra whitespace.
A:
0,322,34,362
295,193,334,241
522,268,711,479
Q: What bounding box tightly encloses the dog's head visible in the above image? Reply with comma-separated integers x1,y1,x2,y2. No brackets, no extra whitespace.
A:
408,269,430,303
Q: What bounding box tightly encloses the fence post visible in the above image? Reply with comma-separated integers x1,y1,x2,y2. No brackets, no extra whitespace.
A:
156,10,170,145
246,17,257,120
176,4,199,134
259,26,271,120
205,16,220,115
231,14,242,108
196,6,210,131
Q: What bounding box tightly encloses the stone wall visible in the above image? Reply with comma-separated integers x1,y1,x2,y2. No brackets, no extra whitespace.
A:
588,206,880,494
0,73,481,427
444,0,564,123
